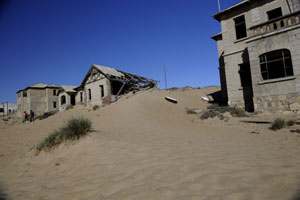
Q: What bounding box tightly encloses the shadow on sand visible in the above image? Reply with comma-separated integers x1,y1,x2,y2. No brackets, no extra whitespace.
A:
291,192,300,200
0,185,8,200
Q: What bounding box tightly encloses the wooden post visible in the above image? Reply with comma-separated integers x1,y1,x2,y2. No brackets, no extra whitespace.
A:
217,0,221,12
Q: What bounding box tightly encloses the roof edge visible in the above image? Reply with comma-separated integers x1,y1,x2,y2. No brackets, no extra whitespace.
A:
213,0,250,21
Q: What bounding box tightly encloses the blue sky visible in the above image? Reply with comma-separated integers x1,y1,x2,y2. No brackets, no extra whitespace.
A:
0,0,242,103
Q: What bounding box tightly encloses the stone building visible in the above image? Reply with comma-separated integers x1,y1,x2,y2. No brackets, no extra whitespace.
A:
58,85,77,111
75,64,157,107
17,83,60,117
0,103,17,116
212,0,300,113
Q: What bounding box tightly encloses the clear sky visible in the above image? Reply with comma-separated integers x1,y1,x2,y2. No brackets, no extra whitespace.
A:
0,0,242,103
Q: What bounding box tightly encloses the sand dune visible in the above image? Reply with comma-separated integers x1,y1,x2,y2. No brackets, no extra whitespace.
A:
0,87,300,200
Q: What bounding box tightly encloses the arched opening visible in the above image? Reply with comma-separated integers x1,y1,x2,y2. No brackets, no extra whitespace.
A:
61,95,66,105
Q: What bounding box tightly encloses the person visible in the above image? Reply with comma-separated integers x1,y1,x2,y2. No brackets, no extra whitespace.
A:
30,110,35,122
24,111,28,122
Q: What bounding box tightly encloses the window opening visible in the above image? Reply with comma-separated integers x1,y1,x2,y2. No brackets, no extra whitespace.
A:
234,15,247,40
260,49,293,80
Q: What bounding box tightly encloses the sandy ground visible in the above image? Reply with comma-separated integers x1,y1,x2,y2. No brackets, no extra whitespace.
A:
0,87,300,200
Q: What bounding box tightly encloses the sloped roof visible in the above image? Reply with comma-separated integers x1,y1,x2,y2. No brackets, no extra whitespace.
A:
60,85,77,93
17,83,60,93
93,64,125,78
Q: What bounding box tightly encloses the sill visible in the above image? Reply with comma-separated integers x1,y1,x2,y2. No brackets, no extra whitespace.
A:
258,76,295,85
234,36,249,43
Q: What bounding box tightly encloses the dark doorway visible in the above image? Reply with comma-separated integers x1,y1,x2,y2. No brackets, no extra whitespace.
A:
70,94,76,106
111,81,125,95
239,49,254,112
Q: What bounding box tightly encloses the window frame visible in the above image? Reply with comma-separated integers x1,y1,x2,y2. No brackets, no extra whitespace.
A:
234,15,247,40
259,49,293,81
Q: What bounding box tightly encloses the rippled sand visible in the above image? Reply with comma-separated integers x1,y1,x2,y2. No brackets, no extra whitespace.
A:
0,87,300,200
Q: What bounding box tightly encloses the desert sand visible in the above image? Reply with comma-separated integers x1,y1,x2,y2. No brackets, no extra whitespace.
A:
0,87,300,200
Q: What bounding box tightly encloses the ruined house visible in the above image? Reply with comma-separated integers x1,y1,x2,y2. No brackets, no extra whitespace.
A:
17,83,60,117
212,0,300,113
0,103,17,116
75,64,157,107
58,85,77,111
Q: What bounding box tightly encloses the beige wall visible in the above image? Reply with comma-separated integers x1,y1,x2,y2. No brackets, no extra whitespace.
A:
84,78,111,107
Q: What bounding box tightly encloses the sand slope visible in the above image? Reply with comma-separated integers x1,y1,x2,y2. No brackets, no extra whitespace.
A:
0,87,300,200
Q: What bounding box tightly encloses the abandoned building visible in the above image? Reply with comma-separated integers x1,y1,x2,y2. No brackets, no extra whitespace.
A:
75,64,157,107
0,103,17,116
212,0,300,113
17,83,61,117
58,85,77,111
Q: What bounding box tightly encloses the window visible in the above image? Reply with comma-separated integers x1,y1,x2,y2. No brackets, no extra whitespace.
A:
53,102,57,108
260,49,293,80
23,91,27,97
267,7,282,20
61,95,66,105
53,90,56,96
0,108,3,113
88,89,91,100
80,92,83,102
234,15,247,40
100,85,104,98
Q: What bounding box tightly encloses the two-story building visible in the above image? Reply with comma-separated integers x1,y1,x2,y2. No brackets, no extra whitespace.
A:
17,83,61,117
212,0,300,113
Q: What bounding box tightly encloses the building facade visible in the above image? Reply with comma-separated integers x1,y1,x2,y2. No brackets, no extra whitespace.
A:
75,64,157,107
17,83,60,117
58,85,77,111
212,0,300,113
0,103,17,116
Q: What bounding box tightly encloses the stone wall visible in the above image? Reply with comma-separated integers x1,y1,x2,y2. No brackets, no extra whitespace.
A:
254,92,300,113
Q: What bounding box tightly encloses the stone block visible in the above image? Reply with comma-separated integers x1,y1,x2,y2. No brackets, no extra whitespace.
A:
283,111,294,115
289,103,300,111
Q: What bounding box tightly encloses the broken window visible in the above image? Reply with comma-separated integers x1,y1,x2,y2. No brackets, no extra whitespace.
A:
88,89,91,100
260,49,293,80
61,96,66,105
99,85,104,98
234,15,247,40
267,7,282,20
53,102,57,108
80,92,83,102
53,90,56,96
23,91,27,97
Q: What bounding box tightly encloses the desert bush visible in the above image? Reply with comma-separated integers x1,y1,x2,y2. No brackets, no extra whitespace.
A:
186,109,198,115
36,117,92,152
93,105,100,111
201,104,247,120
271,118,286,130
287,119,296,126
66,105,73,110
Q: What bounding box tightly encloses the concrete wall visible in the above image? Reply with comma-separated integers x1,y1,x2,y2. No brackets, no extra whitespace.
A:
215,0,300,112
45,88,59,113
59,92,71,111
81,72,112,107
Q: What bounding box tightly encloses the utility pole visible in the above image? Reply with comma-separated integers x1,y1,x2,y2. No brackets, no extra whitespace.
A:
6,101,8,115
164,66,167,90
217,0,221,12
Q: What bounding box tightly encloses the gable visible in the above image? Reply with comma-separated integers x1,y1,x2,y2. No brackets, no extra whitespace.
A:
85,68,107,85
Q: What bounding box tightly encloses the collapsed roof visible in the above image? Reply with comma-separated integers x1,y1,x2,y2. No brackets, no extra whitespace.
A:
78,64,157,91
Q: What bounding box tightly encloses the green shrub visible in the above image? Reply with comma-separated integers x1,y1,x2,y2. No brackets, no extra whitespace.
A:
93,105,100,111
36,117,92,152
287,120,296,126
271,118,286,130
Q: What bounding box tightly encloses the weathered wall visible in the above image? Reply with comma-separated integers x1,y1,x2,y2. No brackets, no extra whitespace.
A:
45,88,59,113
246,25,300,112
59,92,71,111
28,89,46,116
216,0,299,111
84,76,111,107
